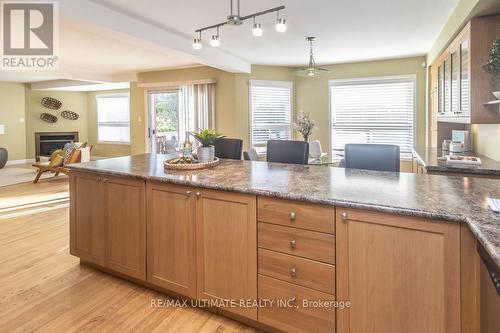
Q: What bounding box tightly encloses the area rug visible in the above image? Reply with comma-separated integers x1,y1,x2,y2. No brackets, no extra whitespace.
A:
0,167,65,187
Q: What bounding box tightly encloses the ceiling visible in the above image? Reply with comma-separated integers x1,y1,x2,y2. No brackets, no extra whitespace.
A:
0,0,460,85
93,0,460,65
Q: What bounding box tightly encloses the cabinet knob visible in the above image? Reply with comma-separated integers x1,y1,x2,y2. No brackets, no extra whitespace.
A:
290,268,298,278
102,178,108,183
186,190,192,196
289,212,296,221
195,192,202,197
290,239,297,249
341,212,348,220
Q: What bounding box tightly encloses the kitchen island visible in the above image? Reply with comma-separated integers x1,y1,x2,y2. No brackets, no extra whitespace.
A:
68,154,500,333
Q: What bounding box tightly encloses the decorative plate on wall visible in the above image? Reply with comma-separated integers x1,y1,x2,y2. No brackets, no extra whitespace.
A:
41,97,62,110
61,110,79,120
40,112,58,123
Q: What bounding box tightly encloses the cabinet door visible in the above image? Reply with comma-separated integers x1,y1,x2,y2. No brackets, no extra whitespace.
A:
451,51,459,114
336,208,460,333
105,176,146,280
70,172,105,265
147,183,196,298
196,189,257,320
460,39,470,117
443,58,451,115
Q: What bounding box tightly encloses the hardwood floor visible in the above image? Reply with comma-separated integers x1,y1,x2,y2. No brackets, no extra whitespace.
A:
0,178,259,332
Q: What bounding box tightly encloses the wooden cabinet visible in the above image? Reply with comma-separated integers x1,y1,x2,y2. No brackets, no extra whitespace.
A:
336,208,461,333
196,189,257,320
105,176,146,280
429,16,500,146
146,182,196,298
70,171,146,280
70,172,105,266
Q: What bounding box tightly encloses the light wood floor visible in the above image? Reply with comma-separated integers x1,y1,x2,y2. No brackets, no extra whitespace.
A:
0,178,259,332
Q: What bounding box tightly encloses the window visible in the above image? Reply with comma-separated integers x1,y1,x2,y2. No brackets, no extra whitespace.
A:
96,93,130,144
330,76,415,158
249,80,292,151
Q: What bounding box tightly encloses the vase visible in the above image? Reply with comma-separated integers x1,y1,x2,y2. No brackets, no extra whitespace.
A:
0,147,8,169
309,140,322,159
197,145,215,163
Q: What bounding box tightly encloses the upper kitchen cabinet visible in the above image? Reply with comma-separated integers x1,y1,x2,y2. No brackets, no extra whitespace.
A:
432,15,500,125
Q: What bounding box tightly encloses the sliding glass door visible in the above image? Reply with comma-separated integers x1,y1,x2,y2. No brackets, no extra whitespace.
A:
148,90,181,153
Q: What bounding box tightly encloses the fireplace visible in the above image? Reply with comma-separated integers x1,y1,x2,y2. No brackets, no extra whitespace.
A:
35,132,79,162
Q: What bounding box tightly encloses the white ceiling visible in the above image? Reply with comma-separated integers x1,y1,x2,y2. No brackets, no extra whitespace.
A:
0,0,460,85
93,0,460,66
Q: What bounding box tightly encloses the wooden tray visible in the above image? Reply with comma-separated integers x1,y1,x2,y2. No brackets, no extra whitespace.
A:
164,157,220,170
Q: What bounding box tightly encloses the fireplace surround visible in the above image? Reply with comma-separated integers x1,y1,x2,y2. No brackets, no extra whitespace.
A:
35,132,79,162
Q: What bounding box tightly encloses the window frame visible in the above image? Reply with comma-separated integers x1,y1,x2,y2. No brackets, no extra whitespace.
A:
96,93,131,145
248,79,293,153
328,75,416,159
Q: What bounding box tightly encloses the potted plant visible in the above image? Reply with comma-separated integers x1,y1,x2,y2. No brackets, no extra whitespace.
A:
191,129,224,162
483,37,500,98
293,110,315,142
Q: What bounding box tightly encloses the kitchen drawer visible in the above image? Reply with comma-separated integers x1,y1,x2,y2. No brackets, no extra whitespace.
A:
258,275,335,333
258,223,335,264
258,248,335,294
258,197,335,234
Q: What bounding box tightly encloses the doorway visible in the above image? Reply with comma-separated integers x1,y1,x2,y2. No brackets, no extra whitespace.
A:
148,90,181,153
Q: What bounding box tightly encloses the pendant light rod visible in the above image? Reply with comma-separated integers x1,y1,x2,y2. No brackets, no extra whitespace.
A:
195,5,285,33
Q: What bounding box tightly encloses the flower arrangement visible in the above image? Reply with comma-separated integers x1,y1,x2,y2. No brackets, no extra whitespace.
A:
293,111,315,141
190,129,224,147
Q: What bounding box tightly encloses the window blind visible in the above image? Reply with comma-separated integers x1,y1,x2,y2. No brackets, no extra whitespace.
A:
249,80,292,150
330,76,415,157
96,93,130,143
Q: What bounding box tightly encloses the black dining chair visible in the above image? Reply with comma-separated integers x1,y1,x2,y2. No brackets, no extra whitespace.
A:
341,143,400,172
214,138,243,160
266,140,309,165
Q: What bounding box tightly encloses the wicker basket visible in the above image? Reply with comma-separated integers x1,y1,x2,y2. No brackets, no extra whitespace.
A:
41,97,62,110
40,112,58,123
61,110,79,120
164,157,220,170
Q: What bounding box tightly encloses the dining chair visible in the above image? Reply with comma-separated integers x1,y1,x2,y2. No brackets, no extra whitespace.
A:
341,143,400,172
214,138,243,160
243,148,260,161
266,140,309,165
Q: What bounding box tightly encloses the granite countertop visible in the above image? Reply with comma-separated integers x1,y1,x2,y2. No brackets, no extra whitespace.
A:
412,147,500,176
69,154,500,270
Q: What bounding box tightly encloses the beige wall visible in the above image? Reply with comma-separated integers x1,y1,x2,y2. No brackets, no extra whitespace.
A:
0,82,26,161
87,89,131,157
295,57,428,152
25,90,89,159
471,124,500,160
131,60,426,155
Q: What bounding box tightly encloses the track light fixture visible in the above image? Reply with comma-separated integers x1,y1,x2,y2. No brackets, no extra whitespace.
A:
193,0,286,49
252,16,263,37
210,27,220,47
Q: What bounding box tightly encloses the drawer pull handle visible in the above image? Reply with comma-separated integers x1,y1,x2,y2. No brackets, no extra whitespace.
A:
289,212,296,221
341,212,348,221
195,192,202,197
101,178,109,183
290,268,298,277
186,190,192,196
290,239,297,249
289,296,297,306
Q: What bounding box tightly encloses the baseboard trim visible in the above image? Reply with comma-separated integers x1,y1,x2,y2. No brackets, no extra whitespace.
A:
6,159,35,166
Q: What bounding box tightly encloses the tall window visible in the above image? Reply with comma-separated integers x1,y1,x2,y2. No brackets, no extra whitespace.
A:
249,80,292,152
96,93,130,144
330,76,415,158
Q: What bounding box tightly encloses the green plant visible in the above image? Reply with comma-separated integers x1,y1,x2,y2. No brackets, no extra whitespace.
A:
293,111,315,141
483,37,500,88
190,129,224,147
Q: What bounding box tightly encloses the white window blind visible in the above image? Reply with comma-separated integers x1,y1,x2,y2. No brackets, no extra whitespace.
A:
249,80,292,150
96,93,130,144
330,76,415,157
